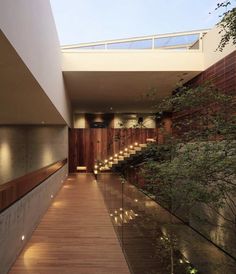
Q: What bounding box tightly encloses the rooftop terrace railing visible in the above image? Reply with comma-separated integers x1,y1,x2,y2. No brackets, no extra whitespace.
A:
62,29,210,52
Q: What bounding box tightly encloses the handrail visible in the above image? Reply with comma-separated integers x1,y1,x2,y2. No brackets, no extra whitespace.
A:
0,159,67,212
62,29,209,51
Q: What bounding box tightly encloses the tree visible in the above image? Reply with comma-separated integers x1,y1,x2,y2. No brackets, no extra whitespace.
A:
141,84,236,226
216,1,236,51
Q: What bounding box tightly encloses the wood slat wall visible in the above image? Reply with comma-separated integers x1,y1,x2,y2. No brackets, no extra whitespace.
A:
188,51,236,94
69,128,157,172
172,51,236,127
0,159,67,212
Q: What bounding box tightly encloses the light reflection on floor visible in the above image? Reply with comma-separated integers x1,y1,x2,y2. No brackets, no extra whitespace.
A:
23,243,49,269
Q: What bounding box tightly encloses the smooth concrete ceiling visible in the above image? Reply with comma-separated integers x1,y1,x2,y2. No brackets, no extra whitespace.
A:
0,30,66,124
63,71,200,113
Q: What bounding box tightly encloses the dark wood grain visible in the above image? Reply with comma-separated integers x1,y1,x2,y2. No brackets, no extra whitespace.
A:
172,51,236,134
188,51,236,95
69,128,157,172
0,159,67,212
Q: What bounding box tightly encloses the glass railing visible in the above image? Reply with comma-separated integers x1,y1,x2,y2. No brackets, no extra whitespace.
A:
98,173,236,274
61,29,209,52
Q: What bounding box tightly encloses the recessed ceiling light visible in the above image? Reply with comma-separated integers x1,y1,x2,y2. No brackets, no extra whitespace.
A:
41,121,45,124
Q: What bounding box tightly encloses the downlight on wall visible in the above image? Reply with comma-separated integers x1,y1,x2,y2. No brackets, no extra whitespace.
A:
42,144,53,167
0,142,12,181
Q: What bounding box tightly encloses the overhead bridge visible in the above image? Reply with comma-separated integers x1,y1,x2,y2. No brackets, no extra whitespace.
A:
62,29,208,72
61,29,217,113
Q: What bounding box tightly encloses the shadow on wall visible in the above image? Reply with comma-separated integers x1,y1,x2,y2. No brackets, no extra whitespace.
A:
114,114,156,128
73,113,157,129
0,125,68,185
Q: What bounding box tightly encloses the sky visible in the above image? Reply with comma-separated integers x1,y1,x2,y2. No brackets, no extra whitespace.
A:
50,0,236,46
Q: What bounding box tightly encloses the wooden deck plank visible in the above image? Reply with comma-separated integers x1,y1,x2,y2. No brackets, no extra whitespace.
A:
9,174,130,274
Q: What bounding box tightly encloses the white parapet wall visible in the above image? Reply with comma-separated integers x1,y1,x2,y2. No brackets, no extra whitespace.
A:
62,25,235,73
62,50,204,72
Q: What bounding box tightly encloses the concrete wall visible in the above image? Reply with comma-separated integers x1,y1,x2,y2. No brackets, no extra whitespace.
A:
74,114,86,128
0,126,68,185
0,164,68,274
0,0,71,125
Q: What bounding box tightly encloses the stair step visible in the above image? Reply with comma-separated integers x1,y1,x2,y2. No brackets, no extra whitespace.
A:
76,166,87,172
100,166,110,171
101,140,152,170
118,159,126,163
146,138,156,142
139,144,147,148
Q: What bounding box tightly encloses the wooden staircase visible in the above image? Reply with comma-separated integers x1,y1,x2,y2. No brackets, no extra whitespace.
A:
94,139,156,174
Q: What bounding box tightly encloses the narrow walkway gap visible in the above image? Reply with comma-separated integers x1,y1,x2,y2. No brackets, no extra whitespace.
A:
9,174,130,274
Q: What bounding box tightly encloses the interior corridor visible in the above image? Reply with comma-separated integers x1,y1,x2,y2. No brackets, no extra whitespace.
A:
9,174,130,274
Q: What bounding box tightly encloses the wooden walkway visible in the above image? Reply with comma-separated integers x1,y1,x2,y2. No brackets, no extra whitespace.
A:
9,174,130,274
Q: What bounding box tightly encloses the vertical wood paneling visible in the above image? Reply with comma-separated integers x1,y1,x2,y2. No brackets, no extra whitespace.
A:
69,128,157,172
188,51,236,95
172,51,236,128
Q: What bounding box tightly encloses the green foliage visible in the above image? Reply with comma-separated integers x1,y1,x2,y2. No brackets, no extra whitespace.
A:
154,83,235,142
186,266,198,274
142,141,236,214
216,1,236,51
141,83,236,224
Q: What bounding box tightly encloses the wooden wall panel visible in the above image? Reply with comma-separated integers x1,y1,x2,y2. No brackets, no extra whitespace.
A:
69,128,157,172
173,51,236,125
188,51,236,94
